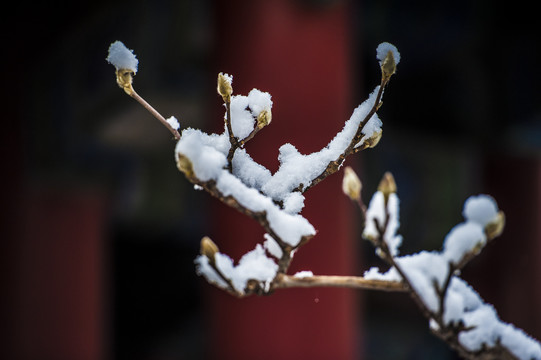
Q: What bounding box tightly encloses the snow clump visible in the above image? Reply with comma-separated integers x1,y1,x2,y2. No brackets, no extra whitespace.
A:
106,41,139,73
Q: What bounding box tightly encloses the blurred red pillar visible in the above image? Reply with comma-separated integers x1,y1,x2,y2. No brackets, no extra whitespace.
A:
208,1,361,359
12,188,106,360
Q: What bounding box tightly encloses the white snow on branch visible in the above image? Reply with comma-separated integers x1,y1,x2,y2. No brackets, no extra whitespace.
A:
294,271,314,278
176,130,315,247
176,85,386,247
282,192,305,214
263,234,283,259
195,244,278,293
363,191,402,256
364,191,541,359
357,115,383,147
396,251,450,312
364,191,385,240
261,86,382,201
385,193,402,256
175,129,228,181
232,149,272,190
363,266,401,281
442,222,485,265
216,171,315,246
446,277,541,360
106,41,139,73
229,89,272,140
166,116,180,130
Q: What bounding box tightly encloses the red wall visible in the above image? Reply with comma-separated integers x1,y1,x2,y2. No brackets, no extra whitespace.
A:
207,1,362,359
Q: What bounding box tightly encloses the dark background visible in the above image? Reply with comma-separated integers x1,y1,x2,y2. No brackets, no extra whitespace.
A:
2,0,540,359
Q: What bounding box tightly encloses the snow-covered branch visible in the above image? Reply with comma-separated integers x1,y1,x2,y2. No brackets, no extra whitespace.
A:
360,172,539,360
106,40,541,359
168,43,399,294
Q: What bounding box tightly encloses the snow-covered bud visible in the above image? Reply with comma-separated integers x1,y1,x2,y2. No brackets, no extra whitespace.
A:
107,41,139,95
200,236,219,265
376,42,400,81
217,72,233,103
364,129,383,149
485,211,505,240
256,109,272,129
377,172,397,202
342,166,362,201
381,51,397,79
176,153,194,177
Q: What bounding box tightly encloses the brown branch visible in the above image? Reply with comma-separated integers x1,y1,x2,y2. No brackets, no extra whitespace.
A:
437,262,456,324
129,88,181,140
273,274,407,292
182,173,309,274
372,209,436,321
238,126,261,147
207,260,244,298
224,101,239,172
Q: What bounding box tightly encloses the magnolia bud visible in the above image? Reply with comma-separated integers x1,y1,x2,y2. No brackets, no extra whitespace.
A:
381,50,397,80
257,109,272,129
115,69,135,95
176,153,194,177
365,129,383,149
200,236,219,264
485,211,505,240
342,166,362,201
377,172,397,202
217,72,233,103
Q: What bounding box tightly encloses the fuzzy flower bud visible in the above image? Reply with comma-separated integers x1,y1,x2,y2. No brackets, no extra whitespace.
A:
176,153,194,178
485,211,505,240
377,172,397,202
365,129,383,149
256,109,272,129
376,42,400,80
217,72,233,103
200,236,219,265
342,166,362,201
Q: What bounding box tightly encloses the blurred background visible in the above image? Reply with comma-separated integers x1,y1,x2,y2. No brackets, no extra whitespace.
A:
2,0,540,359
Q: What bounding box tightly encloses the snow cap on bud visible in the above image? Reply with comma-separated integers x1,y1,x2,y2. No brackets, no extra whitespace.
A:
485,211,505,240
376,42,400,80
342,166,362,201
200,236,219,265
257,109,272,129
107,41,138,73
107,41,139,95
377,172,397,201
217,72,233,102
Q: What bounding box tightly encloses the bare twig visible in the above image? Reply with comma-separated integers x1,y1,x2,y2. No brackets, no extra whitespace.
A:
224,101,239,172
129,88,181,140
273,274,406,292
